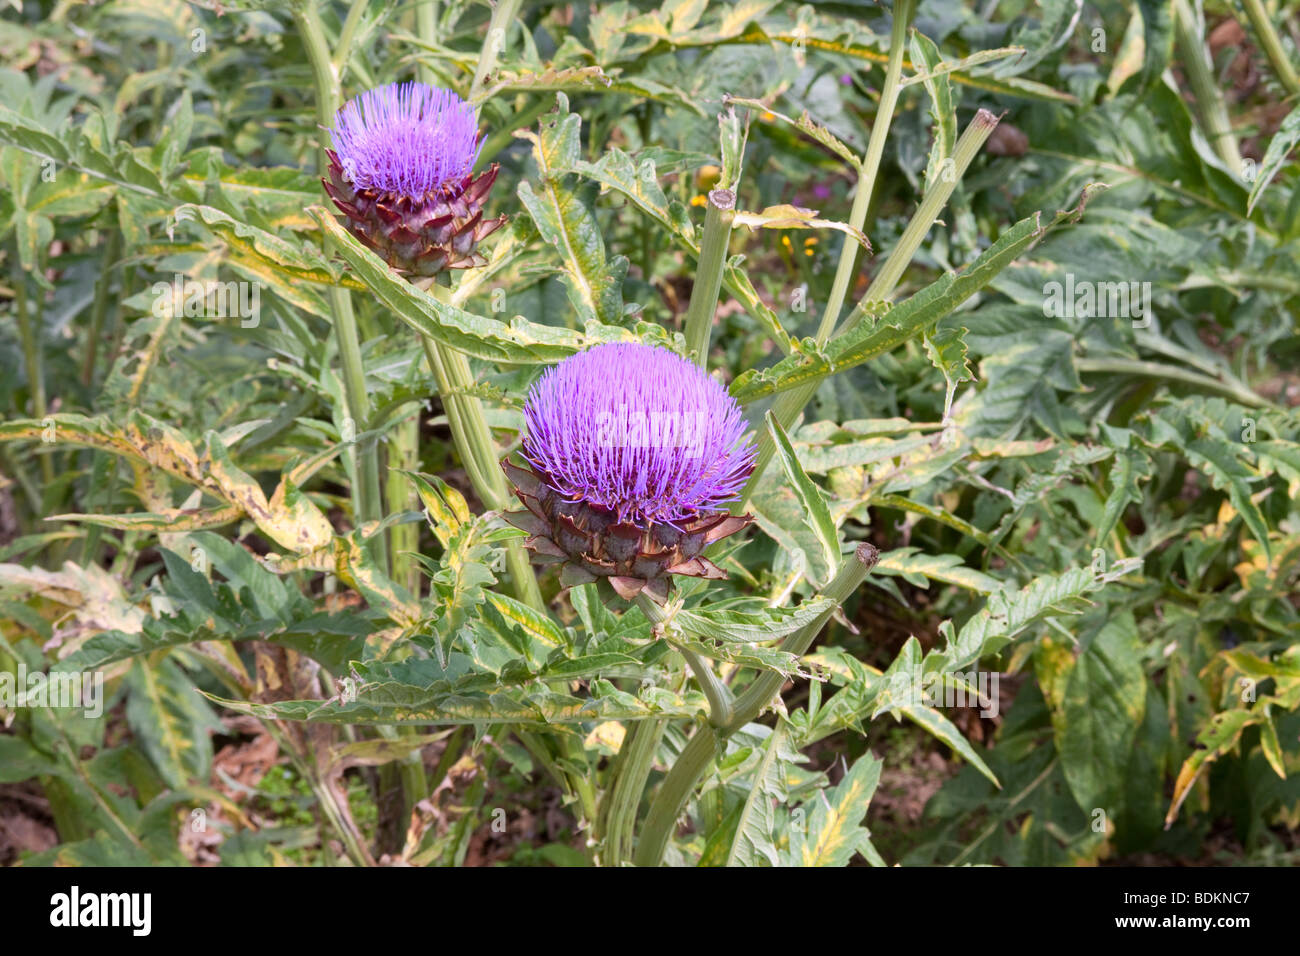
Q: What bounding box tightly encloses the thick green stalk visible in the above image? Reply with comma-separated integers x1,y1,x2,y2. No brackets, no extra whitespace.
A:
13,266,43,420
636,594,733,727
839,108,1000,332
813,0,916,344
683,188,736,365
375,723,428,839
387,412,420,592
632,544,879,866
600,717,667,866
418,334,497,504
602,597,729,864
1174,0,1243,170
735,1,914,510
333,0,374,77
418,327,545,612
335,291,386,556
292,0,386,565
404,7,544,613
415,0,441,84
104,263,134,387
470,0,523,96
12,265,52,485
1239,0,1300,98
404,6,582,851
680,647,734,728
1075,356,1268,407
739,109,998,510
82,229,121,386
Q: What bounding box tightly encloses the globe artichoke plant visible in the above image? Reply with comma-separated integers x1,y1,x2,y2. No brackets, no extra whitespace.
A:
504,342,756,603
322,81,505,277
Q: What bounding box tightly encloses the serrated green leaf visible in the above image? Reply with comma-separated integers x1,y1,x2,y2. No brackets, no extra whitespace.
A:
517,96,627,326
767,411,840,577
1247,105,1300,215
313,206,628,364
1056,613,1146,812
676,597,834,643
783,752,883,867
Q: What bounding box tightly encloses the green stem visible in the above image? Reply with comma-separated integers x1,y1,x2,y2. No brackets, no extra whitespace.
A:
336,289,386,555
633,725,717,866
430,727,466,788
813,0,915,344
1075,356,1269,407
387,411,420,592
104,263,134,385
333,0,374,78
470,0,523,97
682,647,734,727
683,188,736,365
419,335,496,503
375,723,428,837
293,0,387,567
736,1,916,511
841,108,1000,330
82,229,121,387
1238,0,1300,98
1174,0,1243,170
418,324,545,612
12,264,52,485
415,0,441,84
600,717,667,866
571,750,601,829
739,109,997,510
406,6,545,613
636,594,734,727
632,544,879,866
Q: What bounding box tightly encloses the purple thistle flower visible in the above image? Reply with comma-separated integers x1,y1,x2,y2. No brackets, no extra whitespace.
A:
522,343,756,525
321,82,505,277
504,343,756,601
328,82,482,197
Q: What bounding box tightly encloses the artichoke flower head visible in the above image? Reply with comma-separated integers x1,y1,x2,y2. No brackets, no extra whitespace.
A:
505,343,756,603
323,81,504,277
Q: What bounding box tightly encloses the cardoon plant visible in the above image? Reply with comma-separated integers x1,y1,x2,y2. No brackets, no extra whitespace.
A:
504,342,755,603
323,81,505,277
319,78,546,611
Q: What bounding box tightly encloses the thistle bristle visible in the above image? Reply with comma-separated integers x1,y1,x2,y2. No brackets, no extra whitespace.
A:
328,82,482,199
521,343,756,526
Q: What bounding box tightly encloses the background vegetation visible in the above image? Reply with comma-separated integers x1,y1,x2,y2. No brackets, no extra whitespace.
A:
0,0,1297,866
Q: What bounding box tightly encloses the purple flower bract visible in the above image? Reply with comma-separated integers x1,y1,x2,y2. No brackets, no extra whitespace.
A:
522,343,756,526
328,82,481,198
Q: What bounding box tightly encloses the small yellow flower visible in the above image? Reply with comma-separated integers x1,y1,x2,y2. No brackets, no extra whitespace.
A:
690,194,708,207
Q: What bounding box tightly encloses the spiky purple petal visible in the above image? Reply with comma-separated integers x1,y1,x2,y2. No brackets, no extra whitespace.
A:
522,343,756,526
328,82,482,198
